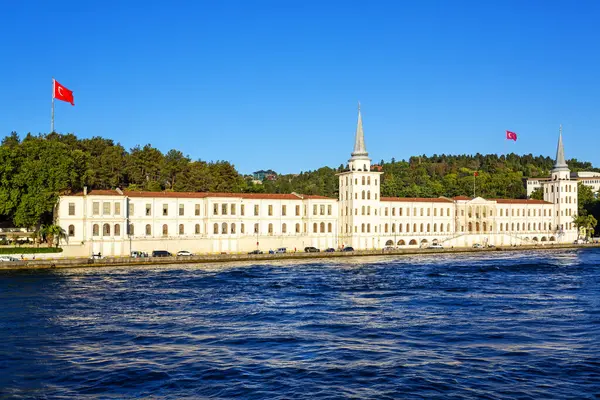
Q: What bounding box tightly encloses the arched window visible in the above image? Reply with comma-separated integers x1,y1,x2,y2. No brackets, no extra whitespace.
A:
367,191,370,200
420,223,423,233
328,223,332,233
483,222,487,232
268,223,273,235
68,224,75,237
282,223,286,234
362,206,365,215
146,224,152,235
413,223,417,232
179,224,184,235
313,223,317,233
385,223,389,233
476,222,480,232
222,223,228,234
406,224,410,233
231,223,236,234
195,224,200,234
114,224,121,236
162,224,168,236
128,224,134,235
433,223,437,233
320,222,325,233
103,223,110,236
398,224,402,232
213,223,218,234
362,176,365,185
367,224,371,233
361,223,365,233
427,223,430,232
468,222,473,232
367,177,371,185
92,224,99,236
362,190,365,199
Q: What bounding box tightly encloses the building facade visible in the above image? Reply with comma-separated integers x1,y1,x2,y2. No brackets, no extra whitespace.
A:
56,109,579,257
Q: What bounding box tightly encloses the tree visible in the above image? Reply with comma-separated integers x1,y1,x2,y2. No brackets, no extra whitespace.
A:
40,224,67,247
572,214,598,240
529,187,544,200
577,182,595,216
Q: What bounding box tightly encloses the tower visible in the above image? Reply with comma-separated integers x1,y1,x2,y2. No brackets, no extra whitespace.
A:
337,104,383,249
543,125,578,240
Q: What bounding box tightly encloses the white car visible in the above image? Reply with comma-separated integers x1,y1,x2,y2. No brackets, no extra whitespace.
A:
0,256,19,262
177,250,193,257
429,244,444,249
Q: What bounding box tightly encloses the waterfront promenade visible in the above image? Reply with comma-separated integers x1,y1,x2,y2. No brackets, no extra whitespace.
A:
1,243,599,271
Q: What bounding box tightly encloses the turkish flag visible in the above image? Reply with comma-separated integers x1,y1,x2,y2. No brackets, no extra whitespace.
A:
54,80,74,105
474,171,479,177
506,130,517,141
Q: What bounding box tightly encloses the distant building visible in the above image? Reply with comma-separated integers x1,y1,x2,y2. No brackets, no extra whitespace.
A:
526,170,600,197
55,107,579,257
252,170,277,182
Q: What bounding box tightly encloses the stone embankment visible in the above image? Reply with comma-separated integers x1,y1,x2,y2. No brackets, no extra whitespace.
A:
1,243,599,271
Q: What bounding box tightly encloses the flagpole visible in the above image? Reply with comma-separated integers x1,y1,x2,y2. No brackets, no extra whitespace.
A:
473,173,476,198
51,78,55,133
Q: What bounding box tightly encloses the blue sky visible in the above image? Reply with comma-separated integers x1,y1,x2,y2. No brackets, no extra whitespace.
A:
2,0,599,174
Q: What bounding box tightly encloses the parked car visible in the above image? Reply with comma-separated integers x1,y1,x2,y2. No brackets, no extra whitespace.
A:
0,256,19,262
304,246,320,253
472,243,483,249
248,249,263,255
177,250,193,257
429,244,444,249
324,248,335,252
341,246,355,252
573,239,585,244
384,246,396,251
274,247,287,254
152,250,172,257
487,244,495,248
89,252,102,260
131,251,148,258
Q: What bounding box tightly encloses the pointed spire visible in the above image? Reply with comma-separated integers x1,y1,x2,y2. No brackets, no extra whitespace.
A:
351,101,368,159
553,124,568,170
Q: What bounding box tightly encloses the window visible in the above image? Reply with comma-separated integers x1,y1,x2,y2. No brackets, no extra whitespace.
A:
282,223,287,233
179,224,184,235
146,204,151,216
195,204,201,216
254,223,259,234
295,205,300,216
162,204,168,216
222,204,228,215
427,208,430,216
362,191,365,200
420,208,424,216
361,223,365,233
103,202,110,215
162,224,168,236
434,208,437,217
115,203,121,216
214,204,219,215
282,205,286,216
103,223,110,236
231,204,236,215
399,208,403,216
313,205,318,215
367,177,371,185
214,223,219,234
129,203,134,216
231,223,236,234
241,204,245,216
128,224,134,235
92,224,99,236
313,223,317,233
68,225,75,236
68,203,75,216
296,223,300,233
222,223,227,234
195,224,200,234
114,224,121,236
92,202,100,215
268,205,273,216
254,205,259,216
268,223,273,235
320,222,325,233
362,176,366,185
241,224,245,234
327,205,332,215
146,224,152,235
320,205,325,215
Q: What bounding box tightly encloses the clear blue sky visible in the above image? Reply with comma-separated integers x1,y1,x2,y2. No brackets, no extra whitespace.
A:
2,0,599,174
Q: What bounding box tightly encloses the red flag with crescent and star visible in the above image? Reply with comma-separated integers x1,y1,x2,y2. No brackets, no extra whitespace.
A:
53,79,74,105
506,130,517,141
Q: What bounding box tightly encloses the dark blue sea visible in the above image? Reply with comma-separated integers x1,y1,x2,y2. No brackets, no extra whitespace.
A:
1,249,600,399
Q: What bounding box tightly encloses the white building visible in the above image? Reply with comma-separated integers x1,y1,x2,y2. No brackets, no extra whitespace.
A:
56,108,579,257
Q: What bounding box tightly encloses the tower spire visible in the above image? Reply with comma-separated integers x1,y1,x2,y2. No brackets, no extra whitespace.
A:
350,101,368,159
553,124,568,170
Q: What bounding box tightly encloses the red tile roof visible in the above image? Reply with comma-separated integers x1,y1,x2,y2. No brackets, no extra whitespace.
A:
492,199,552,205
452,196,472,201
381,197,454,203
72,190,336,201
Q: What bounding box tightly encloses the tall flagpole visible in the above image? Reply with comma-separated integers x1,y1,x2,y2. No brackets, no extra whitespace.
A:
51,78,55,133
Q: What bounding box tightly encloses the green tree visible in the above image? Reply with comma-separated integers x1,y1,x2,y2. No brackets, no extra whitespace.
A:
529,187,544,200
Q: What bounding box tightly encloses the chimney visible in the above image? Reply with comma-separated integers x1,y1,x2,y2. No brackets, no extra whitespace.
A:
83,186,88,196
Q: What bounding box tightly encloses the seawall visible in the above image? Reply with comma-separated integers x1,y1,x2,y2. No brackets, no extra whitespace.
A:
1,243,599,271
